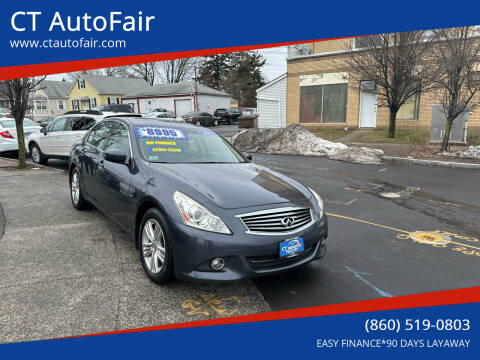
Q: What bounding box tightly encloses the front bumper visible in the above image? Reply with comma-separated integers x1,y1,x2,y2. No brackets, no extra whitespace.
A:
170,214,328,282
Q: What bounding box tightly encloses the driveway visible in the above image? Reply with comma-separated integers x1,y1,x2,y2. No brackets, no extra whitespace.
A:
1,154,479,343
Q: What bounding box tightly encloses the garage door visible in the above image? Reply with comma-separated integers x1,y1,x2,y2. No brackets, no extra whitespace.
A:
257,99,281,128
174,99,192,117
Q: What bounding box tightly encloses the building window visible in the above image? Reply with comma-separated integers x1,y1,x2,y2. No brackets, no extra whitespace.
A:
108,97,118,104
78,79,86,89
35,100,47,110
353,35,383,50
397,92,420,120
57,100,65,110
300,83,348,123
90,98,97,108
72,100,80,110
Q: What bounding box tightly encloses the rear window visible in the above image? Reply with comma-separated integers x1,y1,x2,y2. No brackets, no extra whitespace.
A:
0,119,36,128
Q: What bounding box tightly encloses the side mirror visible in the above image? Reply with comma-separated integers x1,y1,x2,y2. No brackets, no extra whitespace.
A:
243,152,252,161
104,149,127,164
40,127,47,134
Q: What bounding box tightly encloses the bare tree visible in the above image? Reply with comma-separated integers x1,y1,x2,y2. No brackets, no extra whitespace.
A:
158,58,196,83
346,31,437,138
103,66,128,77
65,69,101,81
123,63,158,85
431,27,480,151
0,77,45,168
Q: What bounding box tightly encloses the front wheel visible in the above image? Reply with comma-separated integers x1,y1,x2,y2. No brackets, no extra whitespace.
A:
139,209,174,283
70,168,89,210
195,120,201,126
213,119,219,126
30,143,48,165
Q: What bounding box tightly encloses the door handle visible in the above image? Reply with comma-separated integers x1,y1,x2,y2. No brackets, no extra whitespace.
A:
99,160,104,168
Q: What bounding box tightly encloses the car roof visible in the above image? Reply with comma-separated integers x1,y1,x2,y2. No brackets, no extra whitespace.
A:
106,116,197,129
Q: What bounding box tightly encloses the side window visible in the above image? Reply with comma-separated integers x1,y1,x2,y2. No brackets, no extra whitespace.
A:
87,123,109,150
72,117,96,131
104,122,130,155
49,117,68,132
64,117,79,131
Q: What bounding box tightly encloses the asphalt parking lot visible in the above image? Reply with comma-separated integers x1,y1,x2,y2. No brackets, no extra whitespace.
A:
1,145,480,343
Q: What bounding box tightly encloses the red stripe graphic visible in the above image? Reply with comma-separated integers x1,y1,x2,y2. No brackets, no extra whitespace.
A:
0,38,353,80
57,286,480,340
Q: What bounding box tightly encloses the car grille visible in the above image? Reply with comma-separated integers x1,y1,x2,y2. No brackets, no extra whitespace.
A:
247,243,317,270
238,207,313,234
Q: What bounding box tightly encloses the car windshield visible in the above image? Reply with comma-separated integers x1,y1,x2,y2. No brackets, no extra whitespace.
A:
0,119,37,127
136,125,246,163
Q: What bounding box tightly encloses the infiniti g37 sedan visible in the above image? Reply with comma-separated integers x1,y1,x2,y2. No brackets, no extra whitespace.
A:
69,116,328,283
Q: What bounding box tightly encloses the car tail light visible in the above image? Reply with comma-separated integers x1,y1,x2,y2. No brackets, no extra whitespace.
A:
189,116,194,120
0,130,14,139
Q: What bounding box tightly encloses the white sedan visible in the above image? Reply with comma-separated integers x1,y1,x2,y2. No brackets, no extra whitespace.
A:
0,118,42,154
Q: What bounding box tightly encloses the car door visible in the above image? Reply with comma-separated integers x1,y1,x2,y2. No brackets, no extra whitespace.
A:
201,112,213,126
98,121,134,226
81,122,110,205
39,116,68,155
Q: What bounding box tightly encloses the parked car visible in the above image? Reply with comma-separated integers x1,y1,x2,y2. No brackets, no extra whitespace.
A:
182,111,218,126
145,112,185,123
26,110,104,164
213,108,242,124
68,117,328,283
0,118,42,154
94,104,134,113
242,108,257,116
38,115,58,127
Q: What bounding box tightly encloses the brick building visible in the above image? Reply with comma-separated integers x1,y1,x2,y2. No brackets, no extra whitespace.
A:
286,38,480,131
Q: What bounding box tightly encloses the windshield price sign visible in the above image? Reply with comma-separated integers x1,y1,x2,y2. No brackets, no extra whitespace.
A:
136,126,187,140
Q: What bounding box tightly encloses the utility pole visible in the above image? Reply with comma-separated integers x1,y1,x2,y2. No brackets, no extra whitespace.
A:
193,65,199,112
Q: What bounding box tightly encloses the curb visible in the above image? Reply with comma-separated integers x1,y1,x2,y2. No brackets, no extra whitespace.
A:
0,156,65,172
381,155,480,170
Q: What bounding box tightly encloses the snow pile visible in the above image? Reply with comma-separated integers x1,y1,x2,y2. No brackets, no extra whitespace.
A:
230,124,383,165
442,145,480,160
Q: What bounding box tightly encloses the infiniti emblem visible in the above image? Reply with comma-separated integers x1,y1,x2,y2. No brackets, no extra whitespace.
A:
281,217,295,227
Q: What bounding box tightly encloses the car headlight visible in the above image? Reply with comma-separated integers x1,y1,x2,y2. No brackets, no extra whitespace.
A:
308,187,324,218
173,191,231,234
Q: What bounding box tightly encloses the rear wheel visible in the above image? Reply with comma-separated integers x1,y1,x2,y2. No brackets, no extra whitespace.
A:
213,119,219,126
195,120,201,126
30,143,48,165
139,209,174,283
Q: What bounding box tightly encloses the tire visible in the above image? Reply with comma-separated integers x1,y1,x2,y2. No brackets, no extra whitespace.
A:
139,208,175,283
213,119,219,126
228,119,233,125
195,120,201,126
69,167,89,210
30,143,48,165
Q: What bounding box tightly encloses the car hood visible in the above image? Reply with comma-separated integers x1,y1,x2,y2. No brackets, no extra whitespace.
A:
149,163,312,210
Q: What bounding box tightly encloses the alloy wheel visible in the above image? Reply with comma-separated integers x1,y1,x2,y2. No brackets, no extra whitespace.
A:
142,219,166,274
71,172,80,205
31,146,40,163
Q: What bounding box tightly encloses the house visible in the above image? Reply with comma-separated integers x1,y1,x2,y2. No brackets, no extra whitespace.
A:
67,74,151,111
256,73,287,128
30,80,72,119
0,80,71,119
286,37,480,132
122,81,231,116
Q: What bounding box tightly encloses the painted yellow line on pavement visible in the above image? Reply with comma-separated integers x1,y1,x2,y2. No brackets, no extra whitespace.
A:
326,212,480,251
326,212,410,234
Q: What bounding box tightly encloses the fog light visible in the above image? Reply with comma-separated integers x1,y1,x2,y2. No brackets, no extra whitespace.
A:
211,258,225,271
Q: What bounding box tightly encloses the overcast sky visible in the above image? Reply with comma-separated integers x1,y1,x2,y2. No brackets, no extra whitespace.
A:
47,46,288,83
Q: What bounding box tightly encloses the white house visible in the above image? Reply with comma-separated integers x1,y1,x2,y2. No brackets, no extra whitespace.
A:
122,81,231,116
256,73,287,128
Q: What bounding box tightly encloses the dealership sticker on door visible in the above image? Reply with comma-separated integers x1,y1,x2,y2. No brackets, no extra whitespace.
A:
279,237,304,257
136,127,187,140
